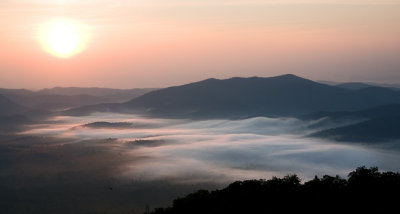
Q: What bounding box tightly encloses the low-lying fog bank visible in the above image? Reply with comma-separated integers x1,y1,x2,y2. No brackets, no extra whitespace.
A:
1,113,399,214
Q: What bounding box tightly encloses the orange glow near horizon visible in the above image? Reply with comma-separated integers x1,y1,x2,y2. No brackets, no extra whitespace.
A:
37,18,90,58
1,1,400,89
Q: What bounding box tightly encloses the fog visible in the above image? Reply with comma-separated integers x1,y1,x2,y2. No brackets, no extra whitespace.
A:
2,113,400,213
21,113,400,181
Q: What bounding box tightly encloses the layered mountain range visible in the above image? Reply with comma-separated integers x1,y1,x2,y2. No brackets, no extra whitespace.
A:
2,74,399,142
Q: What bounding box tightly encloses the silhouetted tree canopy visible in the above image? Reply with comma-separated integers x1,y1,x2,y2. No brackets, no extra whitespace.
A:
150,167,400,214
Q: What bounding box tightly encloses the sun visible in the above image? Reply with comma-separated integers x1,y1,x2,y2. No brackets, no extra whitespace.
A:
37,18,90,58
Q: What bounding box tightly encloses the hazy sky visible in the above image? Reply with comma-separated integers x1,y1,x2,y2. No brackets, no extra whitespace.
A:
1,0,400,89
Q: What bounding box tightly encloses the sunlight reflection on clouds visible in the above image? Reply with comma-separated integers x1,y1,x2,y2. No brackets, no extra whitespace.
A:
21,113,400,183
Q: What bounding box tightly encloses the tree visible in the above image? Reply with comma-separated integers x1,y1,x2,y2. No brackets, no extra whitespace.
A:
150,167,400,214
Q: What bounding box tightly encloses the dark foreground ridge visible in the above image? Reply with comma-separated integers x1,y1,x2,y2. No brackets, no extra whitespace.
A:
151,167,400,214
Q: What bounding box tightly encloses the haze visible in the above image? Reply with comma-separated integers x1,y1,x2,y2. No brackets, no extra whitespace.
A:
1,0,400,89
3,111,399,213
21,113,400,182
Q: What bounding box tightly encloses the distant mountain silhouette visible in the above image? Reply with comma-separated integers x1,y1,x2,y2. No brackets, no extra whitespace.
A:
303,103,400,143
367,82,400,90
1,87,156,111
6,94,131,111
119,74,400,118
0,88,34,96
0,114,32,133
303,103,400,121
65,74,400,118
355,86,400,100
0,94,26,117
311,116,400,143
327,81,400,91
0,95,33,132
37,87,156,97
335,82,375,90
63,103,126,116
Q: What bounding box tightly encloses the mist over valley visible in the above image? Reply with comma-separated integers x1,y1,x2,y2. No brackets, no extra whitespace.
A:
2,75,400,213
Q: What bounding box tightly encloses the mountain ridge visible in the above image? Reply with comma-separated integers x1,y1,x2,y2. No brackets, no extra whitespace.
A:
65,74,400,118
310,116,400,143
1,87,157,111
0,94,26,117
122,74,400,118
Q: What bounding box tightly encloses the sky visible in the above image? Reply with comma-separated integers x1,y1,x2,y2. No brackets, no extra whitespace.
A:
1,0,400,89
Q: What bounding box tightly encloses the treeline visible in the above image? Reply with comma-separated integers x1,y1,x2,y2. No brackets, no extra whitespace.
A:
151,167,400,214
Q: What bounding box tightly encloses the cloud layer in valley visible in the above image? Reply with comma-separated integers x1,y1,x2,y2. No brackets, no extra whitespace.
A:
20,113,400,183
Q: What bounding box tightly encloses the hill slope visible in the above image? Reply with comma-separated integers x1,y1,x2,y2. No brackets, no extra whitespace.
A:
151,167,400,214
310,116,400,143
121,74,400,118
303,103,400,121
1,87,156,111
0,94,26,117
37,87,155,97
335,82,375,90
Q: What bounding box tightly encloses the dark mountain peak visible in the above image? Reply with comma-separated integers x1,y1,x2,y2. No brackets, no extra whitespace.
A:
267,74,316,85
122,74,363,118
135,74,321,98
274,73,302,79
66,74,400,119
203,77,219,82
183,74,313,89
192,78,220,85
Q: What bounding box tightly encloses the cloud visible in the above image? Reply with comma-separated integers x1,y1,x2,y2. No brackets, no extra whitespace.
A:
18,113,400,183
5,113,400,213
